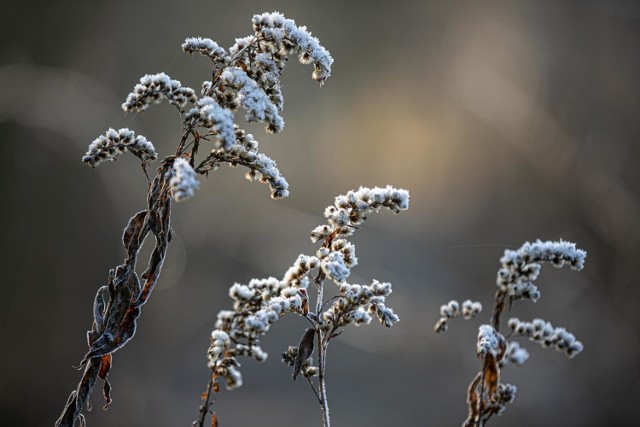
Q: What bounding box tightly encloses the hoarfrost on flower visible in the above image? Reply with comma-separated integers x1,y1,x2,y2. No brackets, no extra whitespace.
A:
82,128,157,168
252,12,334,84
321,251,350,284
187,97,237,151
502,341,529,366
507,317,583,358
182,37,230,65
219,67,284,133
122,72,196,113
199,127,289,199
168,158,199,202
477,324,502,357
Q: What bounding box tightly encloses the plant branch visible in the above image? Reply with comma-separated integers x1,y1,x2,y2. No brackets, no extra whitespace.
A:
317,330,331,427
193,373,217,427
55,168,172,427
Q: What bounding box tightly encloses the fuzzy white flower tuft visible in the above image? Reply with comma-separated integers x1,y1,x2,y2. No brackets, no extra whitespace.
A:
501,240,586,271
219,67,284,133
199,127,289,199
433,299,481,333
477,324,503,357
122,72,197,113
312,186,410,241
440,300,461,318
186,97,237,151
508,318,583,358
461,300,482,319
502,341,529,366
252,12,334,84
209,330,231,361
182,37,230,64
283,254,319,287
168,158,199,202
320,251,350,284
494,383,517,415
82,128,157,167
497,240,587,302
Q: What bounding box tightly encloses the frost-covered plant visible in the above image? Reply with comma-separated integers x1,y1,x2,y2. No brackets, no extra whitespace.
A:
56,12,332,427
200,186,409,427
434,240,587,426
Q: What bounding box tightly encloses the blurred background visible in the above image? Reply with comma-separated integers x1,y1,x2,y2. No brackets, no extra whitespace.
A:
1,0,639,426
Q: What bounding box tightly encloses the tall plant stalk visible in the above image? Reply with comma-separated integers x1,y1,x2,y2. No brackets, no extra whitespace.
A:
434,240,587,426
204,186,409,426
56,11,333,426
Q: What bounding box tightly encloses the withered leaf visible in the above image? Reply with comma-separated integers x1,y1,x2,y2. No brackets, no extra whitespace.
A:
464,373,482,427
98,354,112,380
99,354,113,408
92,286,109,333
122,210,147,252
292,328,316,382
56,181,171,427
482,354,500,399
147,210,161,236
211,412,218,427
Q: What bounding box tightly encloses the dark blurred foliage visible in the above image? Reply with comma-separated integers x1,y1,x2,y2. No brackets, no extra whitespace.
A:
1,1,638,426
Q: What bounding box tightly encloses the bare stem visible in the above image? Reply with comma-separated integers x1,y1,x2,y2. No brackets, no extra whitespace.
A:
305,376,321,404
313,270,331,427
491,288,508,332
317,332,331,427
193,374,216,427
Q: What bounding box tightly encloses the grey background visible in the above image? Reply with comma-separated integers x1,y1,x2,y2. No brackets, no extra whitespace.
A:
1,0,639,426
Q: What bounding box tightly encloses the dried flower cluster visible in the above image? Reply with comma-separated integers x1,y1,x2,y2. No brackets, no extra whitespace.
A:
57,10,592,427
204,186,409,426
80,11,332,204
434,240,587,426
434,299,483,332
122,72,197,113
82,128,157,168
58,12,332,427
168,157,200,202
507,317,583,358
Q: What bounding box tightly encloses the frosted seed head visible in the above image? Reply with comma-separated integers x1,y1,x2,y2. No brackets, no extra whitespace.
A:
440,300,460,318
477,324,501,356
434,317,448,333
504,341,529,366
567,340,584,358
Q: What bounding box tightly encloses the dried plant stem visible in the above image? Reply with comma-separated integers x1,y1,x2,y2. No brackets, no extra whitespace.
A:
194,373,217,427
461,285,511,427
61,12,335,426
447,241,587,427
317,339,331,427
56,168,173,427
312,269,331,427
490,288,508,332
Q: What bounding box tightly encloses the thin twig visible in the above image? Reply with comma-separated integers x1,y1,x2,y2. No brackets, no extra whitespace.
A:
305,376,321,404
194,373,216,427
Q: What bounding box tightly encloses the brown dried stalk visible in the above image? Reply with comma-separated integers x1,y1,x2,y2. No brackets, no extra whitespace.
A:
55,164,173,427
455,241,586,426
56,12,333,426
